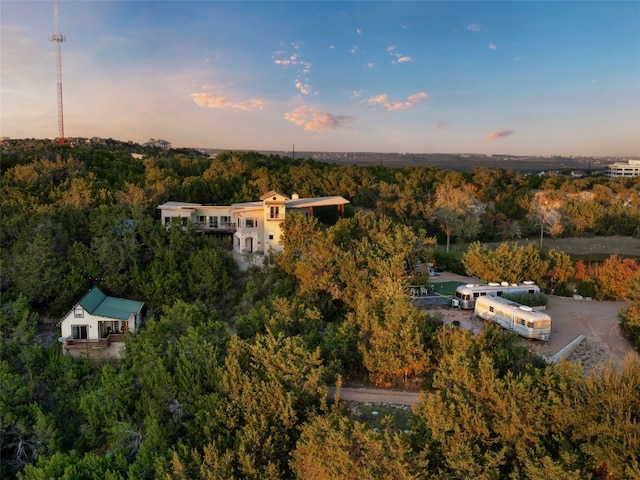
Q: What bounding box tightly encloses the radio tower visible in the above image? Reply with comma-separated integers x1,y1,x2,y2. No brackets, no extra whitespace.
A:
49,0,66,145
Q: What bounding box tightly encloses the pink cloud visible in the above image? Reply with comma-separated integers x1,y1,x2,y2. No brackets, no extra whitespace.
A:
294,80,311,95
284,105,355,131
397,56,412,63
191,93,265,112
486,129,515,141
363,91,428,111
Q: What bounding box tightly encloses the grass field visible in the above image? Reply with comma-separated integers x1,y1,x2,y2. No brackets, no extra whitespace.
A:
451,236,640,261
429,281,465,297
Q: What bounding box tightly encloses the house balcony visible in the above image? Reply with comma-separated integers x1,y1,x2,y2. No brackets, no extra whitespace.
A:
194,222,237,233
64,333,127,350
63,333,129,360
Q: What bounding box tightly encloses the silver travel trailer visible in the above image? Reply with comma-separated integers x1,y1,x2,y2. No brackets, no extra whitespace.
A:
474,294,551,341
453,281,540,309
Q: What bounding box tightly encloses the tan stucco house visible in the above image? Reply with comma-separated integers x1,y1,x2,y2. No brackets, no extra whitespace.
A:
157,190,349,258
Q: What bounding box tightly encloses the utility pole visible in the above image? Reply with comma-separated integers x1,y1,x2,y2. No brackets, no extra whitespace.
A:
50,0,66,145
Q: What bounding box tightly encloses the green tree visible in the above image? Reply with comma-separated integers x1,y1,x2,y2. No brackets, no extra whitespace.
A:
292,411,418,479
354,277,429,386
433,181,481,251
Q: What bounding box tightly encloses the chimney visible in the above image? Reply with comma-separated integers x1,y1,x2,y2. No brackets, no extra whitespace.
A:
291,192,299,200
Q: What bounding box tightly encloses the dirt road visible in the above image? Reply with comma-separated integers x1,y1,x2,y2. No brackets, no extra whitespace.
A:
331,387,420,406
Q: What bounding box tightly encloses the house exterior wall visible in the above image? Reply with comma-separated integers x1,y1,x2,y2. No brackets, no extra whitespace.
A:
261,192,287,253
233,208,263,253
64,340,126,361
61,306,137,340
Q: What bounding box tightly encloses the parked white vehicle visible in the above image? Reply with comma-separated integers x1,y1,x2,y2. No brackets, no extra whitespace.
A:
474,294,551,341
454,281,540,309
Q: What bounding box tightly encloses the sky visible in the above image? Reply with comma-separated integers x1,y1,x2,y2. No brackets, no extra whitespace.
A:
1,1,639,156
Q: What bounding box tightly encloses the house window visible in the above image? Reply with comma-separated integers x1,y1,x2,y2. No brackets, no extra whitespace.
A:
210,216,218,228
74,307,84,318
71,325,88,340
246,219,254,228
269,234,274,240
270,206,280,219
197,215,206,224
221,216,230,226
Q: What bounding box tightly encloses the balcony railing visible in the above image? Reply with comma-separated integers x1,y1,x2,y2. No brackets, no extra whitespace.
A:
64,333,126,349
194,222,236,233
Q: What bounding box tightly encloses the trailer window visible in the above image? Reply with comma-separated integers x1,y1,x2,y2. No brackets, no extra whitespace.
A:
519,318,526,325
473,292,479,298
489,306,494,313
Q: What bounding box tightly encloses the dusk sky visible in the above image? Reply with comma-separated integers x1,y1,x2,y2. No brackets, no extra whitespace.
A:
1,1,639,156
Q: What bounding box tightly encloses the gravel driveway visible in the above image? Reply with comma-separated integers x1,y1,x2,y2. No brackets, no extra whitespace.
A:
431,272,635,371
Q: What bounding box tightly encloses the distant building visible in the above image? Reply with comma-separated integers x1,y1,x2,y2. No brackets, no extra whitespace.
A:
158,190,349,263
607,159,640,177
60,286,144,361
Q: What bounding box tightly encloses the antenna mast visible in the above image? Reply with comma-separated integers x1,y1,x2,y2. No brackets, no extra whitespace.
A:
49,0,66,145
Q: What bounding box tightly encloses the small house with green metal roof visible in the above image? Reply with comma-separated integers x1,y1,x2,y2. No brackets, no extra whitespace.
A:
61,286,144,360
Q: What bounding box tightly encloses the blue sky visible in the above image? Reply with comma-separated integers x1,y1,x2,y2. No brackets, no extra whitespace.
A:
1,1,639,156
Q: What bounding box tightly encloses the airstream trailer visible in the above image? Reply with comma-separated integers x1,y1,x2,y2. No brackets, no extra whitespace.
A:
454,281,540,309
474,295,551,341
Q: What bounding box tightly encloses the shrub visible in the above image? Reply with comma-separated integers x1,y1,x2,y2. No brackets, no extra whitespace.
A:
619,313,640,352
502,292,548,307
576,280,597,298
432,250,465,275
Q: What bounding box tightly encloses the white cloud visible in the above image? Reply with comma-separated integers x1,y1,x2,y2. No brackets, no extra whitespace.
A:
489,43,497,50
356,28,363,35
294,80,311,95
284,105,355,131
191,93,265,112
363,92,428,111
397,56,412,63
274,54,299,67
467,24,482,32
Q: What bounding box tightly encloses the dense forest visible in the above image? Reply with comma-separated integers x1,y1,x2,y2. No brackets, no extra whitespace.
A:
1,138,639,479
